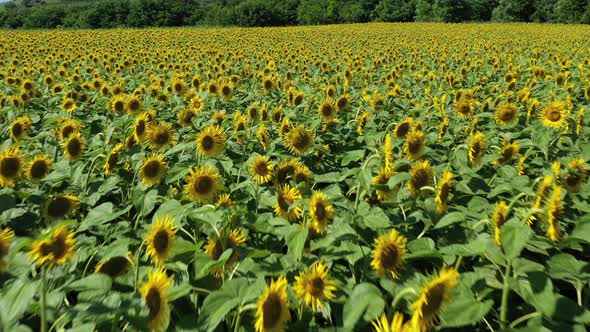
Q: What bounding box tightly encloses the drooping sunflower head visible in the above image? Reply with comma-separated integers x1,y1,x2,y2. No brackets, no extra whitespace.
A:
26,154,52,183
404,129,425,161
336,93,351,111
394,117,413,139
146,122,176,150
184,165,222,203
63,131,85,161
410,267,460,332
492,201,509,246
0,228,15,272
255,276,291,332
371,229,408,279
196,125,226,157
293,261,337,312
140,268,172,332
95,255,133,278
284,126,314,156
275,159,298,184
279,117,293,137
547,185,563,242
294,164,312,185
30,225,76,266
435,170,453,215
104,143,123,176
468,132,486,167
541,101,568,129
357,111,370,135
10,116,32,141
140,154,167,187
59,118,82,141
372,167,395,202
495,103,519,127
495,141,520,165
203,228,246,277
372,312,409,332
177,108,195,127
126,95,143,114
233,112,248,144
563,158,588,193
274,184,303,222
309,191,333,234
145,215,177,267
250,155,273,184
318,98,337,122
0,147,24,188
408,160,434,197
258,124,271,151
44,194,79,221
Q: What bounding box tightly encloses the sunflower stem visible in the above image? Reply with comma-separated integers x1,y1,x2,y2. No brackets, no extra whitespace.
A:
500,261,512,329
134,242,144,290
509,311,540,328
576,283,582,306
233,310,242,332
40,265,48,332
391,287,417,309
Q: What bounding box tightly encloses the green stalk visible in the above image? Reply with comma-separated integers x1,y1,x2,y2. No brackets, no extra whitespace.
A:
500,262,512,329
40,265,48,332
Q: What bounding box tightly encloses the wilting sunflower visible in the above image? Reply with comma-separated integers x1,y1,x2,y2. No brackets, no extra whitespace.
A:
274,184,302,221
145,216,177,267
495,141,520,165
492,201,509,246
563,158,588,193
468,132,486,167
104,143,123,176
410,267,460,332
61,97,77,113
540,101,568,129
63,131,85,160
435,170,453,215
357,111,370,135
318,98,337,122
146,122,176,150
309,191,333,235
0,147,24,188
284,126,314,155
255,276,291,332
293,261,337,312
44,194,79,221
495,103,519,127
275,159,298,184
196,125,226,157
140,154,167,187
184,165,222,203
26,154,52,183
408,160,434,197
547,185,562,242
404,129,425,161
371,229,408,279
204,228,246,277
258,124,271,151
454,97,473,119
10,116,32,141
133,112,151,142
95,255,133,278
58,118,81,141
372,312,409,332
394,117,413,139
250,155,273,184
0,228,14,272
140,269,172,332
30,225,76,266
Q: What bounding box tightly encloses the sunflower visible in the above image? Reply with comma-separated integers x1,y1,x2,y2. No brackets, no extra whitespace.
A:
219,82,233,99
454,97,473,119
133,112,151,142
95,255,133,278
146,122,176,150
371,229,408,279
61,97,77,113
275,159,298,184
563,158,587,193
26,154,52,183
104,143,123,176
44,194,79,221
255,276,291,332
30,225,76,266
547,185,562,242
196,125,226,157
140,269,172,332
110,94,127,113
258,124,271,151
383,134,394,173
492,201,509,246
184,165,222,203
284,126,314,155
576,108,584,136
211,111,226,126
495,103,518,126
435,170,453,215
309,191,333,235
189,95,205,112
234,112,248,144
0,228,14,272
438,116,449,142
274,184,302,221
404,129,425,161
145,216,177,267
318,98,337,122
394,118,413,139
408,160,434,197
294,164,312,184
293,261,336,312
0,147,24,188
279,117,293,137
261,76,274,94
250,155,273,184
10,116,32,141
540,101,568,129
207,81,219,95
528,175,554,224
126,95,143,114
357,111,370,135
204,228,246,277
63,131,85,160
372,167,395,201
468,132,486,167
216,193,234,209
495,141,520,165
172,78,187,95
59,118,82,141
177,108,195,127
336,93,351,111
140,154,167,187
372,312,409,332
410,267,460,332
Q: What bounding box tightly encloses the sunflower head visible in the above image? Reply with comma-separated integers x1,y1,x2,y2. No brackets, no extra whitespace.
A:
126,95,143,114
44,194,79,221
145,216,177,267
492,201,509,246
95,255,132,278
563,158,588,193
258,124,271,151
0,147,24,188
284,126,314,155
104,143,123,176
454,97,473,119
203,228,246,277
184,165,222,203
255,276,291,332
336,93,351,111
274,184,303,221
371,229,408,279
110,95,127,113
27,155,52,183
140,269,172,332
275,159,298,184
394,118,413,139
318,98,337,122
233,112,248,144
294,164,312,185
495,141,520,165
10,116,32,141
190,95,205,112
435,170,453,215
0,228,15,272
309,191,333,235
495,103,519,127
140,154,167,187
250,155,273,184
293,261,337,312
404,129,425,161
59,118,82,141
408,160,434,197
215,193,234,209
541,101,568,129
177,108,195,127
196,125,226,157
372,312,409,332
63,131,85,161
357,111,370,135
146,122,176,150
61,97,77,113
468,132,486,167
30,225,76,266
133,112,151,142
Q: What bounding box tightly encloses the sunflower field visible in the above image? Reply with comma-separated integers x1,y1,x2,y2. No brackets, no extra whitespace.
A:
0,23,590,332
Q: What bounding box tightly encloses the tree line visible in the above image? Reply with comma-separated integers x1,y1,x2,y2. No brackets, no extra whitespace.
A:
1,0,589,29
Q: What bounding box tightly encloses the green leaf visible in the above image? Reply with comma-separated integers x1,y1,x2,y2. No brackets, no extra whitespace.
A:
501,221,533,260
343,283,385,330
547,253,590,283
78,203,132,232
68,274,112,293
285,224,308,262
341,149,365,166
198,278,250,332
141,189,159,216
434,212,465,229
0,278,40,326
440,297,493,327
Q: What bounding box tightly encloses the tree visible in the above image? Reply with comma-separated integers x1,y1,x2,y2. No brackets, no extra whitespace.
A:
375,0,416,22
492,0,535,22
553,0,587,23
415,0,434,21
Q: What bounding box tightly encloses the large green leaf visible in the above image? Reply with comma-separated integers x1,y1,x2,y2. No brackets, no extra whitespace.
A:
343,283,385,330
